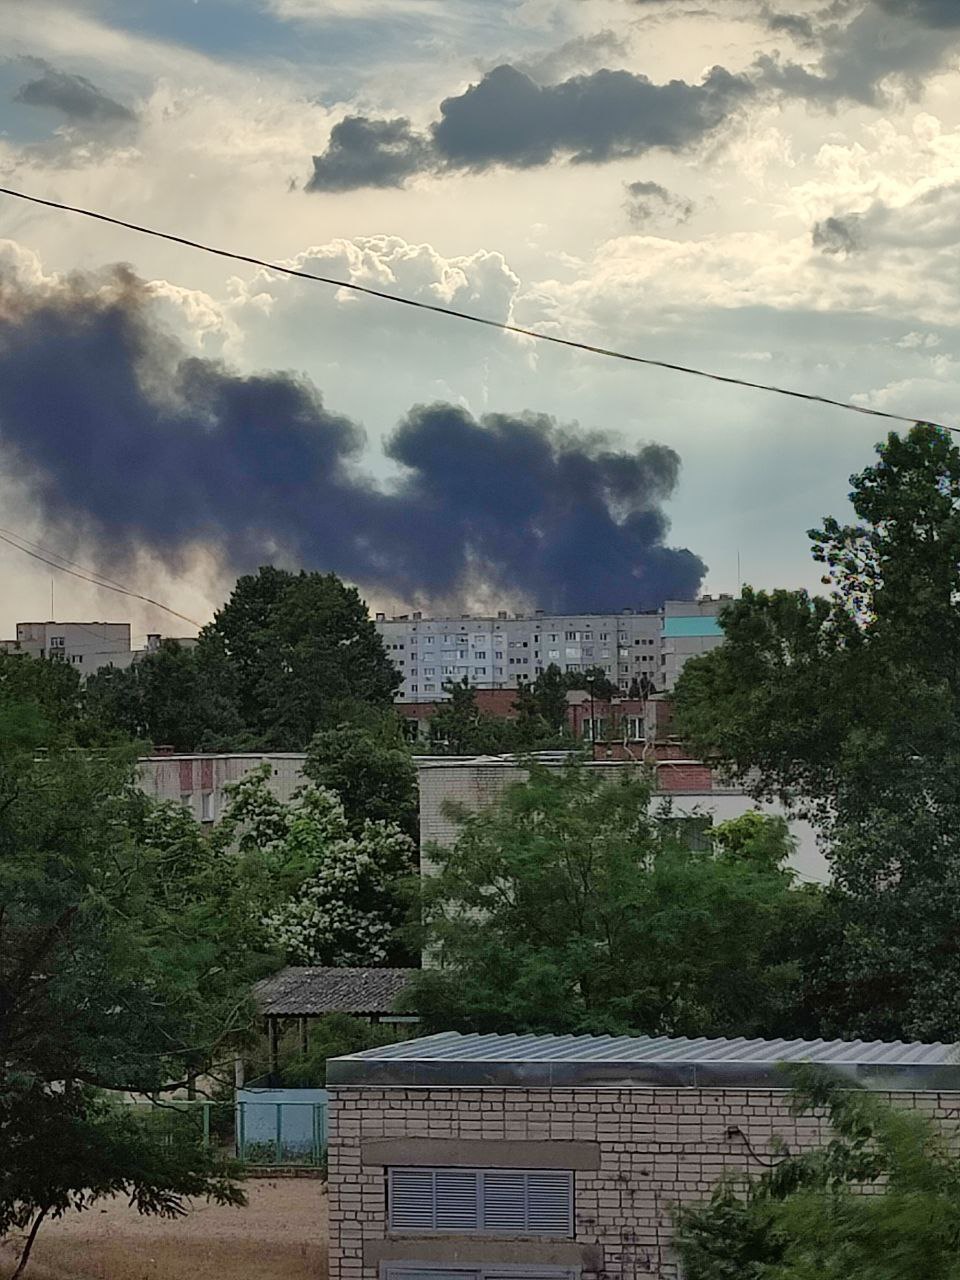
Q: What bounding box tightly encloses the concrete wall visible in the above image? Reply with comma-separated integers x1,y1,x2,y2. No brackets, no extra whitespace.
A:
328,1083,960,1280
137,753,307,825
417,759,828,884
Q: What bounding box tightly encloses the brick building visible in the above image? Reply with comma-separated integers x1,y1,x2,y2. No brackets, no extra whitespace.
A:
416,756,828,884
327,1030,960,1280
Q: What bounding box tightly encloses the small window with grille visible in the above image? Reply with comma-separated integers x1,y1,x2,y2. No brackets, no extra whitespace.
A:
387,1168,574,1236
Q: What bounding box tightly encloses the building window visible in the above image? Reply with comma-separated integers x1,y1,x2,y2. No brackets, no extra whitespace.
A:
201,792,214,823
475,652,486,660
425,667,435,676
425,637,434,644
583,718,608,741
599,632,609,641
411,684,418,693
425,683,436,691
387,1168,573,1236
565,631,579,641
495,650,503,659
50,636,65,648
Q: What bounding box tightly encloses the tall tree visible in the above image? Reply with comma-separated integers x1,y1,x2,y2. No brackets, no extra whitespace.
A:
0,700,246,1274
404,762,821,1037
304,718,418,839
674,425,960,1041
84,640,243,751
215,767,416,966
197,567,400,749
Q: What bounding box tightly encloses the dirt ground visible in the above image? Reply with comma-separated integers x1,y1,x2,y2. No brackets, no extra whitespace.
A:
0,1179,328,1280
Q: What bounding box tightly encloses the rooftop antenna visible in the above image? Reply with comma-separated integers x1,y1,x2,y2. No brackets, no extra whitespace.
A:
50,574,54,620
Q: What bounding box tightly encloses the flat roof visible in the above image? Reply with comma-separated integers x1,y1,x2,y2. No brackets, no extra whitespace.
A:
327,1030,960,1091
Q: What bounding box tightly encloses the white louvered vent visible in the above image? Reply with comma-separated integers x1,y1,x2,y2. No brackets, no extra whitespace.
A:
525,1172,575,1234
434,1170,479,1231
388,1168,573,1236
389,1169,435,1230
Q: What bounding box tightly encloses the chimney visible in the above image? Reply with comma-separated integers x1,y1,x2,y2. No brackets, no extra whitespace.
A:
413,611,422,620
497,611,508,620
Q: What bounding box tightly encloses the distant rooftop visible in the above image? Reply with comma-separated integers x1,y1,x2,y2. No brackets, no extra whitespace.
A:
373,597,734,624
328,1030,960,1091
254,966,417,1017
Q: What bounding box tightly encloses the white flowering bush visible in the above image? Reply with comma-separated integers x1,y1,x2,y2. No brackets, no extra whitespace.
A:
216,765,416,965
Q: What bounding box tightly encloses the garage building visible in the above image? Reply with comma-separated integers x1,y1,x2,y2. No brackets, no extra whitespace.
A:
327,1029,960,1280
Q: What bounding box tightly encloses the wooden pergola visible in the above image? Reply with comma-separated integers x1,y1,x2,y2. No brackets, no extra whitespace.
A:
253,966,419,1077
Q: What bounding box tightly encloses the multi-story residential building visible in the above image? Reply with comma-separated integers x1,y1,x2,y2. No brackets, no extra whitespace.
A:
2,620,133,674
660,597,729,690
0,623,201,677
375,598,732,702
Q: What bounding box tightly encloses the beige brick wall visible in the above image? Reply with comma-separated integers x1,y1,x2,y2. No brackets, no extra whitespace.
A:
328,1085,960,1280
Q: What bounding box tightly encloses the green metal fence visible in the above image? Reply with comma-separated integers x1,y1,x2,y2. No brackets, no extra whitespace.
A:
124,1097,327,1167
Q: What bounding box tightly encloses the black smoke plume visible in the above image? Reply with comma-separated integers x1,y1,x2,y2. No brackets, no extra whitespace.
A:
0,268,705,612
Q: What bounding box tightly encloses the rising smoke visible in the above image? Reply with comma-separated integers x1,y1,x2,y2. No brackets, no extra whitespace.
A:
0,267,705,612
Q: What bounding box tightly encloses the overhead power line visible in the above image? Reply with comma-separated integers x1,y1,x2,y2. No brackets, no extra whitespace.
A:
0,527,203,628
0,184,954,435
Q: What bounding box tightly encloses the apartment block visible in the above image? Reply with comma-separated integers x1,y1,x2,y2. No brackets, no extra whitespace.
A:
374,608,664,703
2,620,133,674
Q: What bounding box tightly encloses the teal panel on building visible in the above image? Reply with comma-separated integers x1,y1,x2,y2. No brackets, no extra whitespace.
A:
662,616,724,639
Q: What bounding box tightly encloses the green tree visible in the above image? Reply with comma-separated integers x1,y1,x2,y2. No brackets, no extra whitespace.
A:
215,767,416,966
429,679,512,754
675,1068,960,1280
404,762,820,1037
674,426,960,1041
278,1014,404,1088
84,640,244,752
195,566,399,749
529,663,570,734
304,718,418,839
0,701,247,1274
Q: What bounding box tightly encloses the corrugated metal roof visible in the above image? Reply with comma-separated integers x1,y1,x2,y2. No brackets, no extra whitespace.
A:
254,966,417,1016
327,1030,960,1091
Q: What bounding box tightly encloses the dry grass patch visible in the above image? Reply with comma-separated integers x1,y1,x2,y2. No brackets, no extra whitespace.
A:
1,1180,327,1280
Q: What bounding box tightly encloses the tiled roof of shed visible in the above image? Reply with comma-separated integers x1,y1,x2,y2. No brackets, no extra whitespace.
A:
328,1030,960,1090
254,966,416,1016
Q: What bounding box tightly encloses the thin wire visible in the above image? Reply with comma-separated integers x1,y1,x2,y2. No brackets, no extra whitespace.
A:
0,529,203,627
0,185,953,435
0,524,142,595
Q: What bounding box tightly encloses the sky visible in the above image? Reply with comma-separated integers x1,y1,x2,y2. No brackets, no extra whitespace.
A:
1,0,959,640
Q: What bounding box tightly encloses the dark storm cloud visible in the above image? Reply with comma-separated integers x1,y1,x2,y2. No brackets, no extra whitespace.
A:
308,63,753,190
625,179,694,225
877,0,960,27
0,269,704,612
13,58,135,125
432,64,752,167
753,1,960,108
812,214,863,254
765,12,818,43
306,115,433,191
